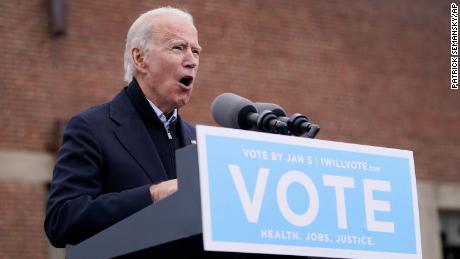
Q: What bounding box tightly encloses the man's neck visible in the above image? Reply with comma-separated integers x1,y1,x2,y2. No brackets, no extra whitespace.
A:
135,76,175,115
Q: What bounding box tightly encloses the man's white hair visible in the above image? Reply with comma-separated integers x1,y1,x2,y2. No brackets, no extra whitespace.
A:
123,6,194,82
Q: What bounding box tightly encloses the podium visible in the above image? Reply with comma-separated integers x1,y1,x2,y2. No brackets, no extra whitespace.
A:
66,126,421,259
66,145,204,258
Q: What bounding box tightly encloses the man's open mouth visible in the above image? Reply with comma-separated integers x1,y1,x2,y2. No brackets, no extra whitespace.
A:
179,76,193,87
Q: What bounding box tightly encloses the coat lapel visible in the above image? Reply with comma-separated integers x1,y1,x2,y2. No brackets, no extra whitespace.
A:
176,116,196,146
109,88,168,183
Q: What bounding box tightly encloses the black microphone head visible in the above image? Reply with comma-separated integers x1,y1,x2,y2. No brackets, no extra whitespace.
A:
211,93,257,129
253,102,287,117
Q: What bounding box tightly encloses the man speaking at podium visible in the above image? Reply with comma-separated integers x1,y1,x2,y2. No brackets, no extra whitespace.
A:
45,6,200,249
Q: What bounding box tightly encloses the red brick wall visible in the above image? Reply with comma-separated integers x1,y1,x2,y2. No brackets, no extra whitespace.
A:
0,181,48,258
0,0,458,256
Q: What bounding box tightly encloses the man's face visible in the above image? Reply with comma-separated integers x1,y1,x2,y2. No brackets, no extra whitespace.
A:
140,15,201,114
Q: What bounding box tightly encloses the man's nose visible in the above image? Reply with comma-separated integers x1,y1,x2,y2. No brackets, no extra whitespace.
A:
183,49,198,69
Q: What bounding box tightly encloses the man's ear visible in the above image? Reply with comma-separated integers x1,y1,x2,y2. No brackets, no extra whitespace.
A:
131,48,147,74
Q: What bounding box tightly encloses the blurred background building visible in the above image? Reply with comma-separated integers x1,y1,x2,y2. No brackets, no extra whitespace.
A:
0,0,458,258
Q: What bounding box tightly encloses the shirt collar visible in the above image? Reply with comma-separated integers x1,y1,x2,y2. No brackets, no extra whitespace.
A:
146,98,177,129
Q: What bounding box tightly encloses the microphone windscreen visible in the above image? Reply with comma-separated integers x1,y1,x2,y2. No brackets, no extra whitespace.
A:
253,102,287,117
211,93,255,129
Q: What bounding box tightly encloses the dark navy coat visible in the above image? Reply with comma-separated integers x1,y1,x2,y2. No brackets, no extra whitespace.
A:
44,85,195,248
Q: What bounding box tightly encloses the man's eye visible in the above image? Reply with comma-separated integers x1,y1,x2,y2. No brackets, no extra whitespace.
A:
172,45,183,50
193,49,200,56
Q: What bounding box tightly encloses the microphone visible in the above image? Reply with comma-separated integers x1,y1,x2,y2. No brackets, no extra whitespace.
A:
252,102,287,117
288,113,321,138
253,102,321,138
211,93,288,133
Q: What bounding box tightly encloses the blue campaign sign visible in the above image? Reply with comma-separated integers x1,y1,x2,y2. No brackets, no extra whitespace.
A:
196,125,421,259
